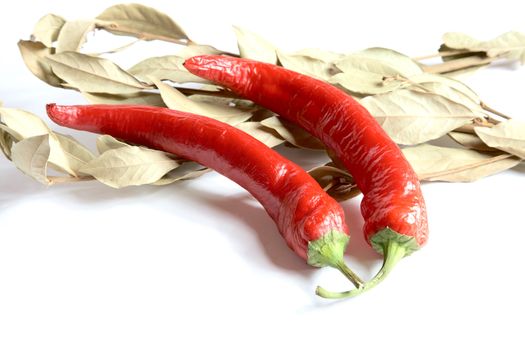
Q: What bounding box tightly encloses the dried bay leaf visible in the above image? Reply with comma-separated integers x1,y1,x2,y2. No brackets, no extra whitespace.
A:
360,89,478,145
0,125,15,160
55,20,95,53
233,26,277,64
53,133,96,173
153,162,210,185
443,31,525,62
336,47,423,77
11,134,51,185
96,3,188,43
260,116,324,150
17,40,63,87
307,164,359,201
430,32,524,74
97,135,193,184
80,146,180,188
0,107,49,138
155,80,252,125
96,134,131,154
330,47,423,95
46,134,78,175
293,48,343,62
177,43,223,59
97,134,184,161
329,69,407,95
83,91,166,107
448,132,496,152
128,55,207,84
0,107,93,176
406,79,485,116
407,73,481,105
475,119,525,158
47,52,146,94
277,50,337,81
402,144,521,182
236,122,285,148
31,13,66,47
442,33,480,51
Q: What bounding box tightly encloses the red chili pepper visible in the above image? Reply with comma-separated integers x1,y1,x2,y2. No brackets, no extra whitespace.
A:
46,103,363,292
184,56,429,298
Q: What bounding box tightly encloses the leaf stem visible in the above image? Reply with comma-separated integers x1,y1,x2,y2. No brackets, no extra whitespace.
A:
322,180,336,192
49,175,94,184
412,49,473,61
422,56,496,74
480,101,512,120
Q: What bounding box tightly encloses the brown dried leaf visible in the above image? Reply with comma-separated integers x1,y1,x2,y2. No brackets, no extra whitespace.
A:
360,89,478,145
277,50,337,81
128,55,207,84
155,80,252,125
233,26,277,64
475,119,525,158
307,164,360,201
96,3,188,43
47,52,146,94
0,125,16,160
330,47,423,95
96,134,130,154
407,73,481,107
236,122,285,148
0,107,93,176
293,48,343,62
153,162,210,185
79,145,180,188
329,69,407,95
336,47,423,77
0,107,49,138
443,31,525,62
260,116,324,150
177,43,224,59
55,20,95,53
402,144,521,182
53,133,96,174
31,14,66,47
11,134,51,185
17,40,63,87
448,131,497,152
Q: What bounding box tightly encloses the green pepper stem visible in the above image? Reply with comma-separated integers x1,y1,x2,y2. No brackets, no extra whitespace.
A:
316,239,407,299
307,230,364,291
335,260,364,289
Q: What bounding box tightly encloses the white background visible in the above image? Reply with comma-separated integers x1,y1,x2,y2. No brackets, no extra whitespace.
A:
1,1,524,349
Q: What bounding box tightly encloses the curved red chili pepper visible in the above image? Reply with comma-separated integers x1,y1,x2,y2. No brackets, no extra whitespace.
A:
46,103,363,292
184,56,429,298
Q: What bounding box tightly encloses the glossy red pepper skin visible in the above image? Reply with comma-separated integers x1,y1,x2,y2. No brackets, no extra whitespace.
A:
184,56,429,297
46,103,363,289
